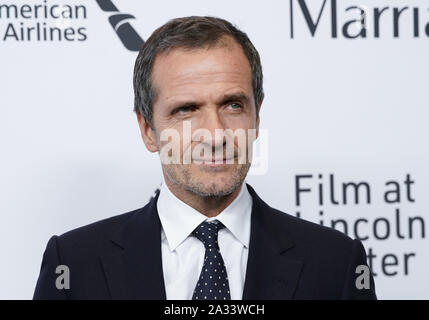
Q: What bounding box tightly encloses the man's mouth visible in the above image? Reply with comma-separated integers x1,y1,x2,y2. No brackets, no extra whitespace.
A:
193,156,236,165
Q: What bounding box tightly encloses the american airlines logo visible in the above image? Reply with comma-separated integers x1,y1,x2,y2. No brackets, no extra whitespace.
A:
95,0,144,51
0,0,144,46
289,0,429,39
0,1,88,42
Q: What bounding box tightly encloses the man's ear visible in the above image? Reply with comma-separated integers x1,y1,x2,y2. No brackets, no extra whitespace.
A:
136,113,158,153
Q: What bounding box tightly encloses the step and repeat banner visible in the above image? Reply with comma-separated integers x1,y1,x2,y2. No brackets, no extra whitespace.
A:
0,0,428,299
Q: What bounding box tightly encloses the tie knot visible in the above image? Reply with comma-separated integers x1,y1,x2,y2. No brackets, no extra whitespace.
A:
192,220,225,248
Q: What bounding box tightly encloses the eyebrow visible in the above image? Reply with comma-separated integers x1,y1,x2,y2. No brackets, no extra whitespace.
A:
169,91,251,110
218,92,250,105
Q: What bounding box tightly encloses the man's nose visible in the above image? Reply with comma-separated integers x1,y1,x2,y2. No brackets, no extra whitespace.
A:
201,107,224,130
197,107,226,148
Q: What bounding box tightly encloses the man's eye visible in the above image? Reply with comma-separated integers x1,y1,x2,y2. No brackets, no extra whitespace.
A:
227,103,243,110
175,105,195,114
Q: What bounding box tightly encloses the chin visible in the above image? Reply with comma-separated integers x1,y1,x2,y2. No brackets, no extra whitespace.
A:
163,163,248,197
187,177,242,198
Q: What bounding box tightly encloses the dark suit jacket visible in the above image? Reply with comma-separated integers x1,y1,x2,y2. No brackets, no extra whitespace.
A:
33,184,376,299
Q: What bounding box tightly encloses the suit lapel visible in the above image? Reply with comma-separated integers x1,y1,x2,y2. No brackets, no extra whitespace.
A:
100,191,167,299
243,184,304,300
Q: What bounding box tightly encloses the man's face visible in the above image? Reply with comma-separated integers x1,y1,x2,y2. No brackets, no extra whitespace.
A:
138,37,261,197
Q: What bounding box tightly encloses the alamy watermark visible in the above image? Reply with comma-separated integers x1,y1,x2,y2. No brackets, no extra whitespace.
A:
157,121,269,175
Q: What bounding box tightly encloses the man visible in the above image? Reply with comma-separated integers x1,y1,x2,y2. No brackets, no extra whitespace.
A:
34,16,376,300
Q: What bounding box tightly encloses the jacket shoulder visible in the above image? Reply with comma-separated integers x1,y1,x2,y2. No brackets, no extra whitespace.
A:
263,203,356,257
59,207,140,244
247,183,354,249
53,201,153,261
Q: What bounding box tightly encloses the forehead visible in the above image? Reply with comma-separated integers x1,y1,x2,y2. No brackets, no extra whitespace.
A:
151,38,252,99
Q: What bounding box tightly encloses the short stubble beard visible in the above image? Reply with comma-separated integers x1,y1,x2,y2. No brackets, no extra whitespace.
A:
163,162,250,199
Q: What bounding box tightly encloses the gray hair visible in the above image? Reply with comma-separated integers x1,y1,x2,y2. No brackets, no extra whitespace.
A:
133,16,264,129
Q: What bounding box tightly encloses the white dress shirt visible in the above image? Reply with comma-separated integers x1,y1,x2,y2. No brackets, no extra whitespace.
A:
156,179,253,300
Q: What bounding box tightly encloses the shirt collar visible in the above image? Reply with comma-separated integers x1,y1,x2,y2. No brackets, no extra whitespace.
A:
157,179,252,252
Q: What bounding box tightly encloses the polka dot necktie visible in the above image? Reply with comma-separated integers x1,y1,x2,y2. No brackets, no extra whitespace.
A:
191,220,231,300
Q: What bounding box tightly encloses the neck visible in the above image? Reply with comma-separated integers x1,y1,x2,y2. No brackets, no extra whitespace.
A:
163,174,242,218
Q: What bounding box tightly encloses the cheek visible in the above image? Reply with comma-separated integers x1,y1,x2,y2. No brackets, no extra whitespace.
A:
226,116,256,145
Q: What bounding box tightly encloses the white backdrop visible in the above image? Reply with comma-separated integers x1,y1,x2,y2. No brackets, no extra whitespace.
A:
1,0,428,299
